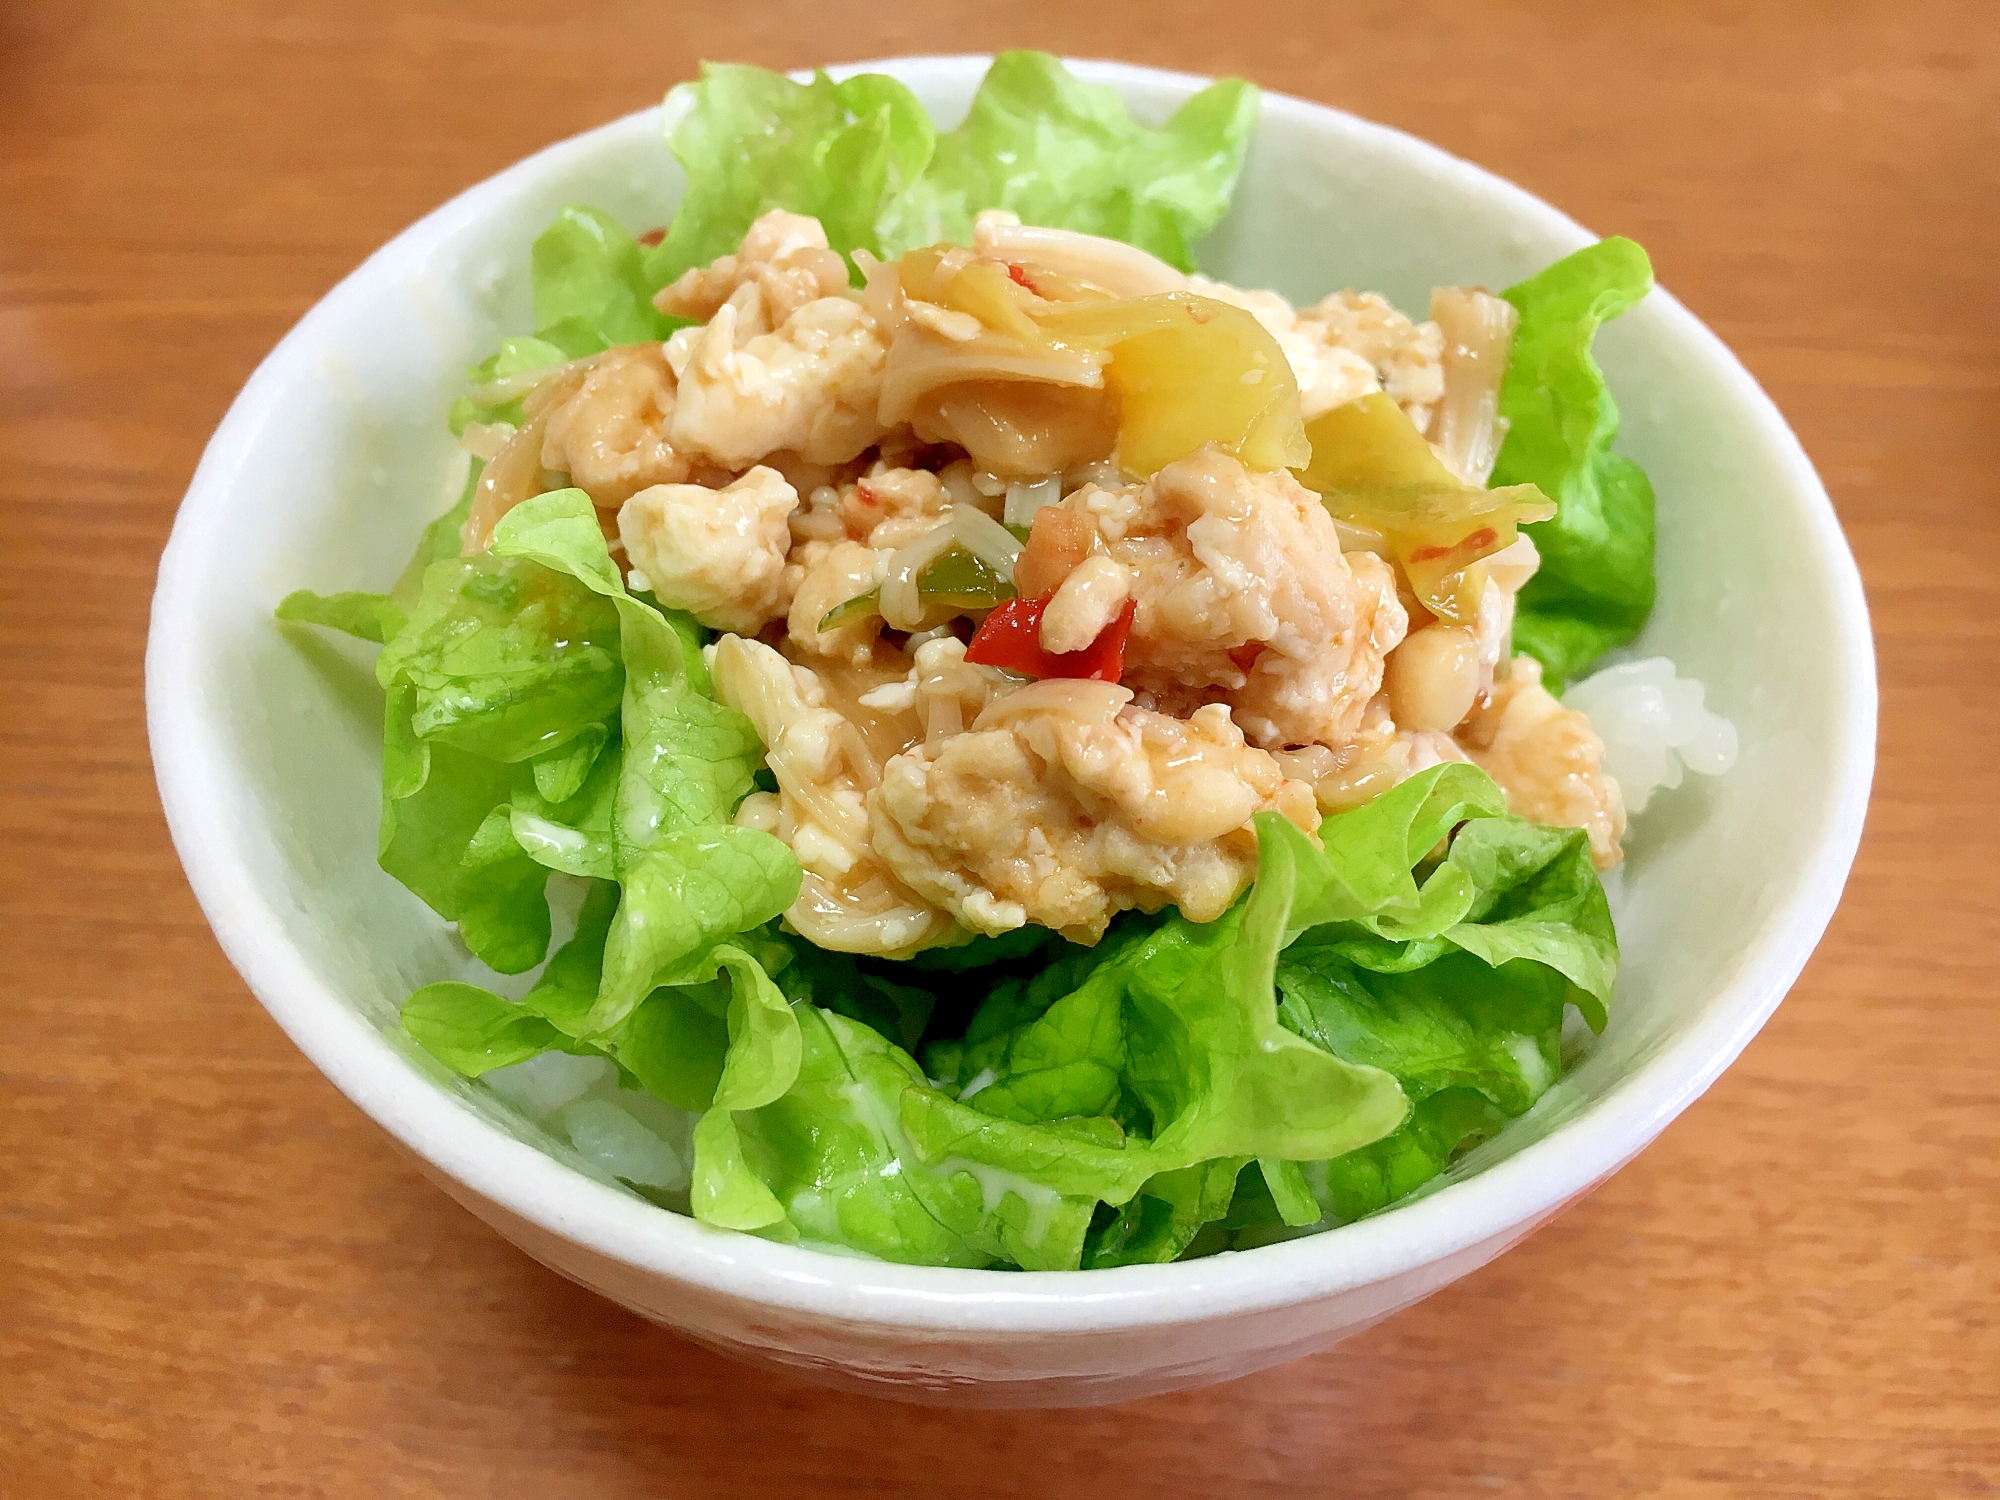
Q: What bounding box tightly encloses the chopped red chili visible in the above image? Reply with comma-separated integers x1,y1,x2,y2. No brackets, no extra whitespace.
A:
965,598,1136,684
636,227,667,248
1407,526,1499,565
1005,262,1036,291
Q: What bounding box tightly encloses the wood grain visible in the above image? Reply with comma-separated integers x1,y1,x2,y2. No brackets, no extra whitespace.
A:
3,2,1996,1495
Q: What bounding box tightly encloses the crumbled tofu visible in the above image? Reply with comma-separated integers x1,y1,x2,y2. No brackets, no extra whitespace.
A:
617,466,799,634
666,296,889,469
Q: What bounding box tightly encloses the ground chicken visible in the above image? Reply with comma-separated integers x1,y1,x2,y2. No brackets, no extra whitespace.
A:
549,215,1632,958
665,295,888,470
868,683,1319,944
537,343,695,510
1040,554,1132,653
776,465,991,661
617,466,798,634
1048,446,1408,751
1456,655,1627,869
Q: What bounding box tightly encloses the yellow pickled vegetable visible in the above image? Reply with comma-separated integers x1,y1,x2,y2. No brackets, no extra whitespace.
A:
888,247,1309,479
1297,392,1555,624
1040,292,1310,477
902,246,1052,347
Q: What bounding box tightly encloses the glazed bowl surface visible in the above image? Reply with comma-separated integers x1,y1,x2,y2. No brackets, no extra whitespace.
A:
147,55,1875,1406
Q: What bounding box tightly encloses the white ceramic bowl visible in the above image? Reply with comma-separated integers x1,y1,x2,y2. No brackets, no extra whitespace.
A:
147,56,1875,1407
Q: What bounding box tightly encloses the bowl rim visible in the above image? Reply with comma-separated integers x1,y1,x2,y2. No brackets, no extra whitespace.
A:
147,54,1877,1335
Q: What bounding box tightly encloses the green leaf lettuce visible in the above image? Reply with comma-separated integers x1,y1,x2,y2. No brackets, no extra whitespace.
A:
1494,236,1658,688
648,51,1257,280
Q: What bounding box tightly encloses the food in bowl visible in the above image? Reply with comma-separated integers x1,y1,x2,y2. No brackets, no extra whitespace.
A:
277,52,1735,1271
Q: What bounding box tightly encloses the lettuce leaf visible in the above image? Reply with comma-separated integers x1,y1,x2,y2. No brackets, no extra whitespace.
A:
1326,814,1619,1030
1277,954,1565,1119
278,457,483,640
647,52,1257,280
929,765,1616,1250
690,944,804,1230
940,813,1489,1167
1080,1156,1246,1268
723,1005,990,1264
649,66,937,283
486,490,799,1031
772,938,941,1054
282,483,794,1075
529,721,609,805
450,337,570,434
375,553,623,764
376,710,552,974
450,205,681,432
400,979,571,1074
944,767,1531,1165
1494,237,1658,689
354,500,630,974
275,589,402,644
393,459,482,604
897,1088,1156,1270
1271,796,1616,1226
718,1006,1154,1269
531,205,680,357
1307,1088,1513,1226
508,736,621,881
911,51,1259,271
399,878,736,1119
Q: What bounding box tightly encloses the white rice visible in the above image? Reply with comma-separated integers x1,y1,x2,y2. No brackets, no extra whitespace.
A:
483,1049,609,1115
1565,656,1738,816
557,1099,688,1189
483,1050,695,1193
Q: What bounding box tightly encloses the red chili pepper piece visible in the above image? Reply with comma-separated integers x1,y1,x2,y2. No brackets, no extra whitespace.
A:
965,598,1136,684
637,227,667,247
1005,262,1036,291
1407,526,1498,565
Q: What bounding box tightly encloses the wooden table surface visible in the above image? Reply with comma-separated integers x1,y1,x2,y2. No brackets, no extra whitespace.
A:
4,2,1996,1495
